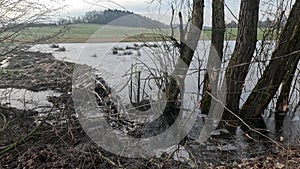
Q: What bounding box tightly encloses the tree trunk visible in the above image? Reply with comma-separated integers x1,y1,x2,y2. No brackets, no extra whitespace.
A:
164,0,204,124
224,0,260,123
276,60,299,113
240,0,300,119
275,59,299,131
200,0,225,114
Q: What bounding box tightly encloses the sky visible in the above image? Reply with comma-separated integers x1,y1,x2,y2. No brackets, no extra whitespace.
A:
44,0,241,26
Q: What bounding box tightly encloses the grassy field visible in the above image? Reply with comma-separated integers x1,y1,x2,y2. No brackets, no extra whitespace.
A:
28,24,265,43
29,24,173,43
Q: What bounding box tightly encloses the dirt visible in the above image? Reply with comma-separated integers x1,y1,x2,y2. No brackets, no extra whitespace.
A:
0,51,300,168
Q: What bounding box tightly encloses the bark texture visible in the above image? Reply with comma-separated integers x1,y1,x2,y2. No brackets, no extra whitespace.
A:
276,61,299,113
240,0,300,118
224,0,260,121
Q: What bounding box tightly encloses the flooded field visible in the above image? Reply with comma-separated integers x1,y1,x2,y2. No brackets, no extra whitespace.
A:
0,41,298,168
30,42,300,144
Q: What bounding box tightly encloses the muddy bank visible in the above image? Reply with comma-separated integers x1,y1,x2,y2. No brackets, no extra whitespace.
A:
0,104,191,169
0,51,73,92
0,51,192,169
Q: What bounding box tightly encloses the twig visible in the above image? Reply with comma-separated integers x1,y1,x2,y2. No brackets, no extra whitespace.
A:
0,121,41,155
224,2,238,21
97,150,125,169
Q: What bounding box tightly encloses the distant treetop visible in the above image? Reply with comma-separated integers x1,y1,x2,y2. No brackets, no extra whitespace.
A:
70,9,168,29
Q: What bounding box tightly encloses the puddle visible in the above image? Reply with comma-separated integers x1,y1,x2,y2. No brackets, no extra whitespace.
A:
0,88,61,112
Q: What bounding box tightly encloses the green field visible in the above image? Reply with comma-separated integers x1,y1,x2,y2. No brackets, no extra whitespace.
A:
28,24,265,43
29,24,173,43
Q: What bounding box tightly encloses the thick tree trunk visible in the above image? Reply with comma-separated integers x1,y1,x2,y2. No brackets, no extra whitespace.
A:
276,61,299,113
200,0,225,114
275,60,299,131
240,0,300,118
164,0,204,124
223,0,260,123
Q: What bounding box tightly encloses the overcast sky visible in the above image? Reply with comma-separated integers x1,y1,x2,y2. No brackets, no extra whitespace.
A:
46,0,241,25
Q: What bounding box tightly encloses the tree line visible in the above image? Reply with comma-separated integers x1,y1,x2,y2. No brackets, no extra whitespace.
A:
226,16,287,28
66,9,168,28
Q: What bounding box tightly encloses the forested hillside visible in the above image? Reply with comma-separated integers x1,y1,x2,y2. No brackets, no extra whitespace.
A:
69,9,168,28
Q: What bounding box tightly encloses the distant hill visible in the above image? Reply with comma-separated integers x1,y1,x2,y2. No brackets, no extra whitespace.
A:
71,9,168,29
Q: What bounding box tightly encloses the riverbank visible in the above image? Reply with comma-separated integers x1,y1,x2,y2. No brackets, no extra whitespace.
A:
0,51,192,168
0,51,299,168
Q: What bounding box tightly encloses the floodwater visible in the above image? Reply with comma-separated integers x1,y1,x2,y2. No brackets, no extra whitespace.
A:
31,42,300,141
0,88,60,112
10,41,299,164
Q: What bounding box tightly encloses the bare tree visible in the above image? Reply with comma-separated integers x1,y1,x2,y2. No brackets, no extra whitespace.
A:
163,0,205,124
240,0,300,119
223,0,260,126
